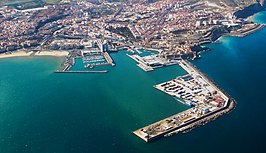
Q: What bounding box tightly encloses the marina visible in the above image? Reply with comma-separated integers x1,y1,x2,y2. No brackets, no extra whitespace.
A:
0,0,266,151
81,51,115,68
57,49,115,72
1,28,266,152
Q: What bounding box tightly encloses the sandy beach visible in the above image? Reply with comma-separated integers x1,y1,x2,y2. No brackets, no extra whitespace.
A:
0,51,33,59
0,51,69,59
34,51,69,56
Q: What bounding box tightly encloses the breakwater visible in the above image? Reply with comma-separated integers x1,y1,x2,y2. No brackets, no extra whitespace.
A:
166,98,235,136
133,59,236,142
55,70,108,73
231,24,266,37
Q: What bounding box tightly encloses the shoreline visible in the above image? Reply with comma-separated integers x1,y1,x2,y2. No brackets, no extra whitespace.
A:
132,10,266,142
200,10,266,45
201,23,266,46
0,50,69,59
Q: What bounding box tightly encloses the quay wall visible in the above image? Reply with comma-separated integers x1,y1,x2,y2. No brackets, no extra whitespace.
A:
134,60,236,142
183,60,236,103
238,24,265,37
145,98,235,142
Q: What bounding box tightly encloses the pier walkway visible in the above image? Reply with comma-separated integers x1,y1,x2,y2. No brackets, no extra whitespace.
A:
104,52,115,66
133,60,236,142
55,70,108,73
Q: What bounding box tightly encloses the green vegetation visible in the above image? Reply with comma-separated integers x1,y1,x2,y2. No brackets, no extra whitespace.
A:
147,0,160,3
0,0,62,6
188,0,257,7
0,0,36,5
106,0,160,2
0,0,62,9
43,0,61,5
0,0,44,9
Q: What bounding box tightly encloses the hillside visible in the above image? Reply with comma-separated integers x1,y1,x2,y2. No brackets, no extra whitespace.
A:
207,0,257,7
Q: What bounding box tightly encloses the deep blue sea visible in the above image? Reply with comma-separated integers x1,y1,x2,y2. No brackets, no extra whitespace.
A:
0,11,266,153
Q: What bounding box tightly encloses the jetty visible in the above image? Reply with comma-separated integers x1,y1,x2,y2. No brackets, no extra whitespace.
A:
237,24,265,37
55,70,108,73
104,52,115,66
133,59,236,142
127,53,177,72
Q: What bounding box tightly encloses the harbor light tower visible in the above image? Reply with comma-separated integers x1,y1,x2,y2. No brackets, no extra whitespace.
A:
260,0,265,7
100,29,108,52
258,0,265,7
101,40,108,52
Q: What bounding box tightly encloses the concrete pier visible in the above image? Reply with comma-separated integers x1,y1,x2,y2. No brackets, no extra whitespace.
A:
104,52,115,66
127,54,154,72
133,59,236,142
55,70,108,73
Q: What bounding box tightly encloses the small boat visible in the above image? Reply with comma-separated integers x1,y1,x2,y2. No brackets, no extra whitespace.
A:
198,54,201,58
85,63,95,69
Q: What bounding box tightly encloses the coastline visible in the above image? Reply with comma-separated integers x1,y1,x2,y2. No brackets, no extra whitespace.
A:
0,51,33,59
34,51,69,57
1,28,266,153
209,23,265,45
229,24,265,37
132,10,266,143
202,10,266,45
250,10,266,23
0,50,69,59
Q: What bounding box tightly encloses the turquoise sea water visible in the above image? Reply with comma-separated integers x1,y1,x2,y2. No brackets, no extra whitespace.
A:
1,12,266,153
252,10,266,23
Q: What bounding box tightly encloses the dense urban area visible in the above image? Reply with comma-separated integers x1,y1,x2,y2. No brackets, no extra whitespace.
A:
0,0,265,141
0,0,265,59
